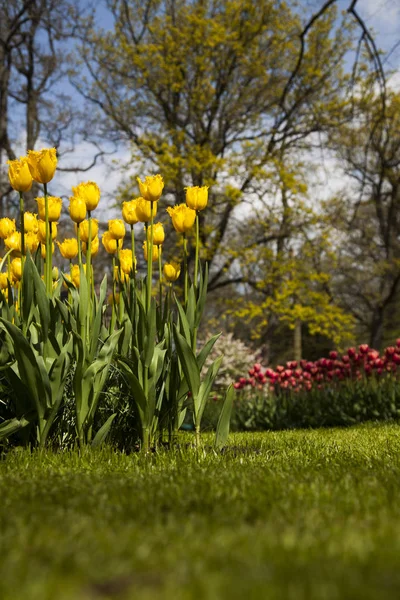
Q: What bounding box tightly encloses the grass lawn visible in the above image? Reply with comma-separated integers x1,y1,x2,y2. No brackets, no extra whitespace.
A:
1,423,400,600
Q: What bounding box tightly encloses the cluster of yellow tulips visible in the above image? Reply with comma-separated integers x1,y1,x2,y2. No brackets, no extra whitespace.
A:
3,147,209,308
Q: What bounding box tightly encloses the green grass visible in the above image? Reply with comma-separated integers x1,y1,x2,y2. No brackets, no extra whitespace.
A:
1,423,400,599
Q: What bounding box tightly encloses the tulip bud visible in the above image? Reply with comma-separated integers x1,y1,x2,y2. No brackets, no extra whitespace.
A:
72,181,101,211
122,199,139,225
137,174,164,203
166,204,196,233
143,240,159,262
163,261,181,282
36,196,62,222
108,219,126,240
37,220,57,243
0,218,16,239
7,157,33,192
185,186,208,211
69,196,87,223
57,238,78,260
146,222,165,246
27,148,57,184
78,219,99,243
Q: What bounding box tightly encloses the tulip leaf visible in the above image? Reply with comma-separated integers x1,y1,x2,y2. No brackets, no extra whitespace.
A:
215,384,234,450
174,295,191,345
0,415,31,440
197,333,221,371
91,413,117,448
173,325,200,398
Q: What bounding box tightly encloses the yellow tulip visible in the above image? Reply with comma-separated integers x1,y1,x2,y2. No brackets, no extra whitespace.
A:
163,261,181,282
143,241,159,262
41,242,55,259
146,222,165,246
122,199,139,225
108,219,126,240
78,218,98,243
27,148,57,184
82,235,99,257
57,238,78,260
10,258,22,281
166,204,196,233
69,196,87,223
137,174,164,203
7,156,33,192
52,266,59,281
136,197,158,222
23,212,38,233
0,273,8,290
113,266,129,284
0,218,16,239
71,264,86,288
4,231,21,252
25,232,40,253
36,196,62,222
119,249,134,274
72,181,101,211
102,231,122,254
185,186,208,211
38,220,57,243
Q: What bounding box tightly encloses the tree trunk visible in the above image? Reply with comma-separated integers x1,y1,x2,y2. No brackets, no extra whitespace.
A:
369,306,384,351
294,319,302,362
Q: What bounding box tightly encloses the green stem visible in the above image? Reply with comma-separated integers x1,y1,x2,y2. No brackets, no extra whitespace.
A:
110,256,117,333
194,212,199,289
19,192,25,320
77,226,82,270
158,245,163,315
86,211,92,302
130,224,136,283
146,205,154,312
44,183,50,295
116,240,123,324
183,233,188,307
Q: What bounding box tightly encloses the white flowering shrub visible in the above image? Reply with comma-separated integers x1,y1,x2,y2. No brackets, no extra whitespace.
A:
198,330,258,392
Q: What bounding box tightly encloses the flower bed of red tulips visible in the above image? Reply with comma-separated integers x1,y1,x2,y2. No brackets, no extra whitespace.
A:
232,342,400,431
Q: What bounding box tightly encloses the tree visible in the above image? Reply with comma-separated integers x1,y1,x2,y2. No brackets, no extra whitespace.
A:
325,90,400,350
0,0,108,214
74,0,356,284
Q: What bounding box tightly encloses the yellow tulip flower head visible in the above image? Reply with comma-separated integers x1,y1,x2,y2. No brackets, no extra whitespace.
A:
166,204,196,233
143,241,159,262
82,235,99,257
4,231,21,253
7,156,33,192
102,230,122,255
38,220,57,243
185,186,208,211
0,273,9,290
57,238,78,260
40,242,55,259
108,219,126,240
0,218,16,239
25,232,40,254
146,222,165,246
69,196,87,223
36,196,62,222
135,197,158,223
23,212,38,233
10,258,22,281
72,181,101,212
163,261,181,282
27,148,57,184
113,266,129,284
137,174,164,203
78,218,99,243
119,248,134,274
122,199,139,225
